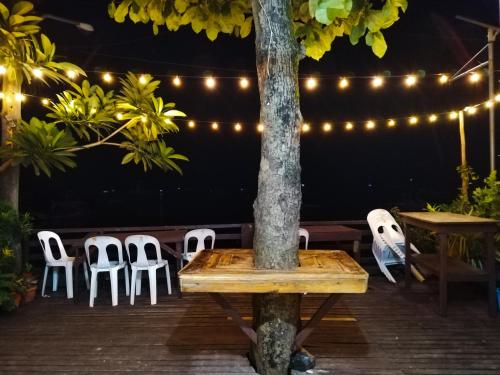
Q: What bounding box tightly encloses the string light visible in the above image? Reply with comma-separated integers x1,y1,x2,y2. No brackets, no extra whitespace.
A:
428,114,438,123
141,115,148,123
485,100,493,108
116,112,124,120
32,68,43,79
0,92,4,99
205,76,216,89
495,94,500,102
449,111,458,120
305,77,318,91
469,72,481,83
404,74,417,87
172,75,182,87
102,72,113,83
365,120,375,130
139,74,148,85
465,106,477,115
338,77,349,89
211,121,219,130
345,122,354,131
323,122,332,132
408,116,419,125
188,120,196,128
371,76,384,88
41,98,49,105
234,122,242,132
66,70,77,80
438,74,449,84
387,119,396,127
14,93,25,102
0,65,5,74
302,123,311,132
239,77,250,89
257,123,264,132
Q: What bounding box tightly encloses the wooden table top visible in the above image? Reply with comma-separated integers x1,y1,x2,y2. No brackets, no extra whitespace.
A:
302,225,363,241
179,249,368,294
400,212,499,225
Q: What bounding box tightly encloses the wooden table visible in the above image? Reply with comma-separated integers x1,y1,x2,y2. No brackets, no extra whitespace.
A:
179,248,368,349
303,225,363,261
400,212,498,317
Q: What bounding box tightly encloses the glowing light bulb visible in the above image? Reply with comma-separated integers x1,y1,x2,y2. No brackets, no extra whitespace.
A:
371,76,384,88
469,72,481,83
408,116,418,125
0,65,6,75
211,122,219,130
485,100,493,108
305,77,318,91
172,75,182,87
338,77,349,89
449,111,458,120
0,92,5,99
438,74,449,84
205,76,216,89
404,75,417,87
428,114,438,123
41,98,49,105
15,93,25,102
90,108,97,115
102,72,113,83
365,120,375,130
141,116,147,123
234,122,242,132
66,70,77,80
188,120,196,128
495,94,500,102
239,77,250,89
302,123,311,132
257,123,264,132
116,112,124,120
323,122,332,132
139,75,148,85
387,119,396,127
465,106,477,115
345,122,354,131
32,68,43,79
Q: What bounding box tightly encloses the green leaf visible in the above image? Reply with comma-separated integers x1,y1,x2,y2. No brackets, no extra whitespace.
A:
12,1,34,16
164,109,186,117
206,25,219,41
114,0,132,23
368,31,387,58
121,152,135,165
240,16,252,38
174,0,189,13
0,2,9,20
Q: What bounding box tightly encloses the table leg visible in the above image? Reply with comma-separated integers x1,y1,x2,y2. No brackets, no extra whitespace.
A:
404,222,412,288
486,232,498,318
353,240,360,263
438,233,448,316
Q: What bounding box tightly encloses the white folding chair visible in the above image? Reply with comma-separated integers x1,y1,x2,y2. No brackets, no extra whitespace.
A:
84,236,129,307
367,209,424,283
182,229,215,265
38,231,89,298
124,235,172,305
299,228,309,249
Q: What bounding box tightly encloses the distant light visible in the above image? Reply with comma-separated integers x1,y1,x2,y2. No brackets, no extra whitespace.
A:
188,120,196,128
387,119,396,127
485,100,493,108
438,74,449,84
465,106,477,115
14,93,25,102
495,93,500,102
102,72,113,83
139,75,148,85
428,114,438,123
205,76,216,89
234,122,242,132
0,92,4,99
408,116,418,125
41,98,49,105
469,72,481,83
345,122,354,131
302,123,311,132
90,108,97,115
338,77,349,89
449,111,458,120
0,65,5,74
323,122,332,132
305,77,318,91
404,74,417,87
32,68,43,79
172,75,182,87
141,116,147,123
371,76,384,88
257,123,264,132
66,70,77,80
365,120,375,130
116,112,124,120
239,77,250,89
211,122,219,130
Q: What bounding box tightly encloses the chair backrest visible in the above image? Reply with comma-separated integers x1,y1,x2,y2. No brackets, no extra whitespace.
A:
124,235,161,266
84,236,123,268
37,231,69,263
184,229,215,254
299,228,309,249
367,209,405,247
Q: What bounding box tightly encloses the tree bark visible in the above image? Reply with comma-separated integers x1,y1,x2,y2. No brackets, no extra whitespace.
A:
0,70,21,212
251,0,303,373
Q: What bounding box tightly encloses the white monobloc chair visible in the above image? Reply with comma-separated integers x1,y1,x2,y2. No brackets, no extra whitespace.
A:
84,236,130,307
182,229,215,265
38,231,89,298
299,228,309,249
367,209,424,283
124,235,172,305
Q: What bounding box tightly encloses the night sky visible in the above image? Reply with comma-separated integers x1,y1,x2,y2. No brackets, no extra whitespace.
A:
19,0,500,227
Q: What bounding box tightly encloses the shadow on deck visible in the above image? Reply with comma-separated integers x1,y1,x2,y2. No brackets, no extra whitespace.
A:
0,275,499,374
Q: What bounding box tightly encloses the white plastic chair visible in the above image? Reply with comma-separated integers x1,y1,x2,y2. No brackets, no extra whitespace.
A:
182,229,215,265
84,236,130,307
38,231,89,299
367,209,423,283
124,235,172,305
299,228,309,249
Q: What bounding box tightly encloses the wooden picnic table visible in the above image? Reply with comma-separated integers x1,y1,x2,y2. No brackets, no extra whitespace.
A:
179,248,368,349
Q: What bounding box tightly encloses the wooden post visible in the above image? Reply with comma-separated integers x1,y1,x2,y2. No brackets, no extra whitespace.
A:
458,110,468,198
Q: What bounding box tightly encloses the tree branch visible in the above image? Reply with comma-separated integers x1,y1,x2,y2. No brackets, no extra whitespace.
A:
66,121,131,152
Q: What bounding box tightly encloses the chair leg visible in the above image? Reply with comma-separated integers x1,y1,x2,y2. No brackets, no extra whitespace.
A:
89,271,98,307
148,268,157,305
110,269,119,306
41,265,49,297
165,265,172,295
124,266,130,296
136,270,142,295
83,262,90,290
64,264,74,299
52,268,59,292
130,268,137,305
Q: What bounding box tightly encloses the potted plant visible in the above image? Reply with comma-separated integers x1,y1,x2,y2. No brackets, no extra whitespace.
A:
22,263,38,303
0,247,19,311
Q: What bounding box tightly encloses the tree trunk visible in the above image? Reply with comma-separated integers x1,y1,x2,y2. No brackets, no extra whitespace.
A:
251,0,303,373
0,70,21,212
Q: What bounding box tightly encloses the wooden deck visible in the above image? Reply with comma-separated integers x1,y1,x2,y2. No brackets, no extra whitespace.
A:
1,275,499,374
